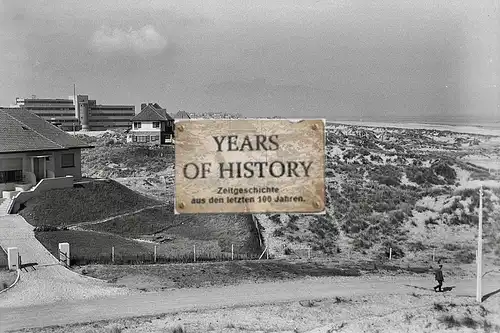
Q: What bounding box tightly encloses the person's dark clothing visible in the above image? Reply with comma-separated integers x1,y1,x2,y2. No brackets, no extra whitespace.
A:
434,268,444,292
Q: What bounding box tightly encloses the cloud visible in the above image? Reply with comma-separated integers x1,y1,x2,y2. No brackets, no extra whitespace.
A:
90,25,167,55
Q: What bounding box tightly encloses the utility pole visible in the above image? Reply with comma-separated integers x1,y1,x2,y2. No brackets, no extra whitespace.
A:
476,185,483,303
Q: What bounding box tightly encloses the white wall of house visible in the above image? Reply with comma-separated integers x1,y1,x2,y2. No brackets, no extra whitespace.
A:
131,121,161,132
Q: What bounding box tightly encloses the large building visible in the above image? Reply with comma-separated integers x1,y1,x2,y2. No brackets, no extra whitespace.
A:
12,95,135,131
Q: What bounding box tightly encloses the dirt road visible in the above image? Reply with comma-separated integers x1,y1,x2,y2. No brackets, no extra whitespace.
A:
1,275,498,332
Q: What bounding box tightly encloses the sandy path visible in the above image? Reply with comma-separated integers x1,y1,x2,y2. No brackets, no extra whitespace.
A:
0,214,58,265
0,214,132,314
66,204,168,228
1,275,498,332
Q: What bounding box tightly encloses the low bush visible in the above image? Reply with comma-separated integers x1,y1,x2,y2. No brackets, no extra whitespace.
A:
455,249,475,264
380,241,405,259
407,241,426,252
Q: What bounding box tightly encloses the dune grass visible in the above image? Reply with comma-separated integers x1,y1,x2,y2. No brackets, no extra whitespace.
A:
35,230,154,265
0,249,8,269
82,204,262,254
19,180,161,227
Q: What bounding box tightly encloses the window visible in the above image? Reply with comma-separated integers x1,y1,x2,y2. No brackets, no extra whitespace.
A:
152,121,160,128
61,153,75,168
133,135,138,142
133,122,142,129
151,135,159,141
137,136,149,143
0,170,22,183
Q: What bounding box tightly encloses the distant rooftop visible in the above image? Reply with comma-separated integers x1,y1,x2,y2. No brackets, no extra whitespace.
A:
132,103,173,121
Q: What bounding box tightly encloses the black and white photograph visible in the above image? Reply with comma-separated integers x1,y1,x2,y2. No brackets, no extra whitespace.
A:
0,0,499,332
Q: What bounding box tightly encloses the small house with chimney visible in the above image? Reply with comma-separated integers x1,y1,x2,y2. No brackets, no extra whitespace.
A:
127,103,175,144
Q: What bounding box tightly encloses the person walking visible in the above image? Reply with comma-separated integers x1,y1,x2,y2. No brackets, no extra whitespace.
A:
434,264,444,292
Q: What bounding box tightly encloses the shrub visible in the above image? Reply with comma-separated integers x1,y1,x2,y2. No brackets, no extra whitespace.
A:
309,216,339,240
434,303,446,311
425,217,439,226
431,160,457,184
269,214,281,224
439,315,461,329
456,249,475,264
407,241,426,252
171,325,185,333
286,221,299,232
352,238,372,250
461,316,478,329
381,241,405,259
273,229,284,237
443,243,461,251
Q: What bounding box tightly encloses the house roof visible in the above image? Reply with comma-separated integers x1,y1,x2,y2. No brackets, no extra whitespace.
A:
0,108,94,154
174,110,191,119
132,103,173,121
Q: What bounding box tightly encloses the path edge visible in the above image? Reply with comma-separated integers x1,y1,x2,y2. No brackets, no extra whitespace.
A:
0,269,21,295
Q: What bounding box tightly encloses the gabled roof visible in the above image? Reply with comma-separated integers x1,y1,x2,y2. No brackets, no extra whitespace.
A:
132,103,173,121
174,110,191,119
0,108,94,154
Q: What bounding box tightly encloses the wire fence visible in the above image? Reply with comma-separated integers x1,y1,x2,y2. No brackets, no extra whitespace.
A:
70,251,262,266
61,242,266,266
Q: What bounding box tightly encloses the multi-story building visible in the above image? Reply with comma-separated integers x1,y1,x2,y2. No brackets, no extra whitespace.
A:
126,103,175,144
12,95,135,131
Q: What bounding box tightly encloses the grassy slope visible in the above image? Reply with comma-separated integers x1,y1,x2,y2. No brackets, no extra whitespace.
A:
82,205,261,253
19,180,160,226
19,173,261,257
35,230,153,264
0,249,8,269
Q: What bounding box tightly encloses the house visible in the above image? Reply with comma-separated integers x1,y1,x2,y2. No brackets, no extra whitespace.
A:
126,103,175,144
0,107,94,198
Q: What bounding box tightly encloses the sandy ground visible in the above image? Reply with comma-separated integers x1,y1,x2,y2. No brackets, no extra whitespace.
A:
5,275,500,333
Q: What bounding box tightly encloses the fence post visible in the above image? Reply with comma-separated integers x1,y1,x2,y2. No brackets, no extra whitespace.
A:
7,248,19,271
59,242,70,267
308,247,311,259
112,246,115,263
154,245,157,263
389,247,392,260
231,244,234,261
193,245,196,263
266,246,269,259
432,248,435,262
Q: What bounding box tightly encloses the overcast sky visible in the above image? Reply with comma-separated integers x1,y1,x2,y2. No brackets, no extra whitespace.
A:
0,0,498,121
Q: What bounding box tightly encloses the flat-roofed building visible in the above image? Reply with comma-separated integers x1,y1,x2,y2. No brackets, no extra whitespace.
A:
13,95,135,132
